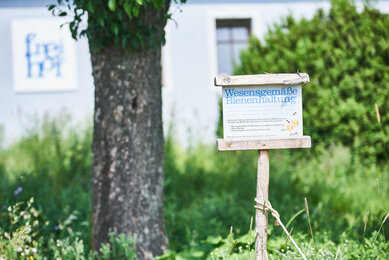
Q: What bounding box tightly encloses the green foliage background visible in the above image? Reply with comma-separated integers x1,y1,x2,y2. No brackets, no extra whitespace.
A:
1,116,388,259
234,0,389,162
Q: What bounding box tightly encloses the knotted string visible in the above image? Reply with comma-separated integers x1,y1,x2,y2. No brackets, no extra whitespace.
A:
254,198,307,260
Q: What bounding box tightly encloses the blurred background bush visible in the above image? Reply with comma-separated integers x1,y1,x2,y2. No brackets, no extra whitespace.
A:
235,0,389,162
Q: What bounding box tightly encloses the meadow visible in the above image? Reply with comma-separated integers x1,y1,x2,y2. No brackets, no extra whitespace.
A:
0,115,388,259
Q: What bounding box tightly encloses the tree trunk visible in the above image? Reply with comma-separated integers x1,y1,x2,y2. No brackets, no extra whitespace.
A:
90,45,167,258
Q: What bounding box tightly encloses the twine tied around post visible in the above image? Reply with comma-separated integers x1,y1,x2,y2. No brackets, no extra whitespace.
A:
254,198,307,260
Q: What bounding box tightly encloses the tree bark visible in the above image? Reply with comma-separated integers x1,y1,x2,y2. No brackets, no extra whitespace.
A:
90,44,167,258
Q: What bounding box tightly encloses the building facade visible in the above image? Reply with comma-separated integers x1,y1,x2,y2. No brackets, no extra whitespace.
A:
1,0,388,145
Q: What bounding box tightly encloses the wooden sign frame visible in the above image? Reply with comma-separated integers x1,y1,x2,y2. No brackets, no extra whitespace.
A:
217,136,311,151
215,73,311,260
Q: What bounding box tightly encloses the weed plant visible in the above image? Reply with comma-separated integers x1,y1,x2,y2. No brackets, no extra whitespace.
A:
0,115,388,258
162,132,389,258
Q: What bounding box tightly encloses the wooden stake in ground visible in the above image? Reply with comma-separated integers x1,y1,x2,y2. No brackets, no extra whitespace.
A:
255,150,270,259
215,73,311,259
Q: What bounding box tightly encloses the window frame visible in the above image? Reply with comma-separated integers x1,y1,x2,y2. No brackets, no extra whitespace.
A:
215,18,252,75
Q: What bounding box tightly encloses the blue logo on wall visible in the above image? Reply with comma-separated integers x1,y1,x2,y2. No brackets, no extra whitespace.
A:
25,33,64,78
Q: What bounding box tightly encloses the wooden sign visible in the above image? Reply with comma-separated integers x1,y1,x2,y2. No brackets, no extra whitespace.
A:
215,73,311,260
221,85,303,139
215,73,311,151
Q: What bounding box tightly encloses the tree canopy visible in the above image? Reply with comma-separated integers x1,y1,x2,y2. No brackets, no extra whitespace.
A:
50,0,186,50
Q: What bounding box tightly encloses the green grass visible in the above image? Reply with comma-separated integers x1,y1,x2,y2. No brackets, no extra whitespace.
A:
0,116,388,259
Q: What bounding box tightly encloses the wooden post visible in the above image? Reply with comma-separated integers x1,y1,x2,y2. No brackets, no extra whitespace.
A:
255,150,269,260
214,73,311,259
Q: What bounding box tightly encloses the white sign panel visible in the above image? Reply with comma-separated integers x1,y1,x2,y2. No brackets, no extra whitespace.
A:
222,85,303,139
11,19,77,92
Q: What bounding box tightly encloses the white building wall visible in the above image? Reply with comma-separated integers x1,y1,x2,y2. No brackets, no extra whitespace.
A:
1,1,388,145
0,6,94,143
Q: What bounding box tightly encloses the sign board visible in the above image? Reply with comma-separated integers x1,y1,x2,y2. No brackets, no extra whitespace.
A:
11,19,77,93
215,73,311,151
214,73,311,260
222,85,303,139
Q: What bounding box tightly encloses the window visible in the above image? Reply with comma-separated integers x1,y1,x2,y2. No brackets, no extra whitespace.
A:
216,19,251,75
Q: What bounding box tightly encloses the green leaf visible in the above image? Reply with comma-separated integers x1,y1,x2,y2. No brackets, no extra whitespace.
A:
113,24,119,36
87,1,95,14
190,251,204,258
79,30,87,37
58,11,67,17
136,0,144,5
132,6,139,18
123,2,132,19
285,208,305,229
152,0,163,9
98,18,105,27
108,0,116,11
202,235,223,246
155,249,176,259
48,4,56,11
69,21,77,39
